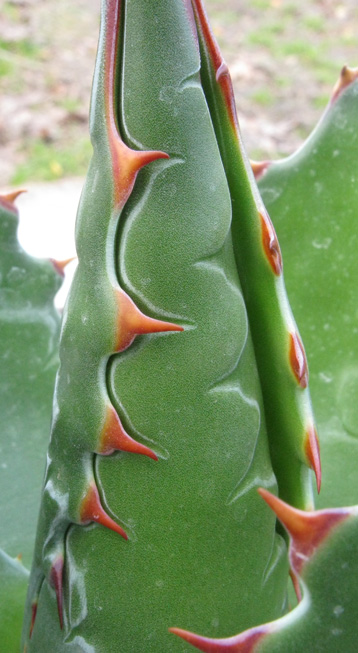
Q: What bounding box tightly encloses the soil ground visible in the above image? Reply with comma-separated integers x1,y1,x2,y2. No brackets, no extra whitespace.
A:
0,0,357,186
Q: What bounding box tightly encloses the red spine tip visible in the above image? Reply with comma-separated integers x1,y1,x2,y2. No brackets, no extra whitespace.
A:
250,160,271,180
100,406,158,460
258,488,310,539
0,189,26,204
81,483,128,540
169,625,269,652
110,139,170,207
0,189,26,214
191,0,239,131
29,600,38,639
116,288,183,352
289,568,302,604
259,210,282,276
258,488,351,575
289,332,309,389
305,425,321,493
50,555,64,629
50,257,76,277
134,149,169,169
331,65,358,103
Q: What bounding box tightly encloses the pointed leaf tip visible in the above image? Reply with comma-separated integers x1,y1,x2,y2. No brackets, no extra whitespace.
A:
50,555,64,629
81,482,128,540
304,425,321,493
169,625,269,652
258,488,351,574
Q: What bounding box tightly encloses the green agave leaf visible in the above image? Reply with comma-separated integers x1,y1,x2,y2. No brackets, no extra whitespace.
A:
21,1,311,650
191,0,319,511
0,192,62,648
171,492,358,652
258,68,358,509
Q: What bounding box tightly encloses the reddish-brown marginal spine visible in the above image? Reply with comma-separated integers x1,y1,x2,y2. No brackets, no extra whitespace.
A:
115,288,183,352
80,482,128,540
331,65,358,104
251,160,271,181
258,488,351,576
289,332,308,389
29,601,38,639
289,567,302,604
259,211,283,276
304,425,321,493
0,190,26,214
50,257,76,277
99,405,158,460
191,0,238,132
49,555,64,629
169,625,269,652
104,0,169,207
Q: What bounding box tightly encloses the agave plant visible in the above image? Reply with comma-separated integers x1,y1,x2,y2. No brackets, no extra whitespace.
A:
0,1,357,651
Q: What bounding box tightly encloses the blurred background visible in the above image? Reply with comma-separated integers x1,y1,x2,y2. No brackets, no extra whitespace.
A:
0,0,357,266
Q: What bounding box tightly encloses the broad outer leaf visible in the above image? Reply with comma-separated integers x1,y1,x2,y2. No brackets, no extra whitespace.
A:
0,193,61,647
258,72,358,509
171,493,358,652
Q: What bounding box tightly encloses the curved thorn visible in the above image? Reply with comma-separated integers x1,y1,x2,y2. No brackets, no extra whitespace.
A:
0,189,26,214
99,406,158,460
110,139,169,206
289,332,308,389
169,625,269,652
304,426,321,493
116,288,183,352
50,257,76,277
80,482,128,540
50,555,64,629
331,65,358,103
130,148,169,172
0,189,27,204
250,160,271,180
259,210,282,276
258,488,351,574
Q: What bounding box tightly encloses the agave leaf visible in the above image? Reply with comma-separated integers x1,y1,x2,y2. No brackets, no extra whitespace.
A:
22,1,299,650
171,491,358,652
258,69,358,509
191,0,319,511
0,192,61,647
